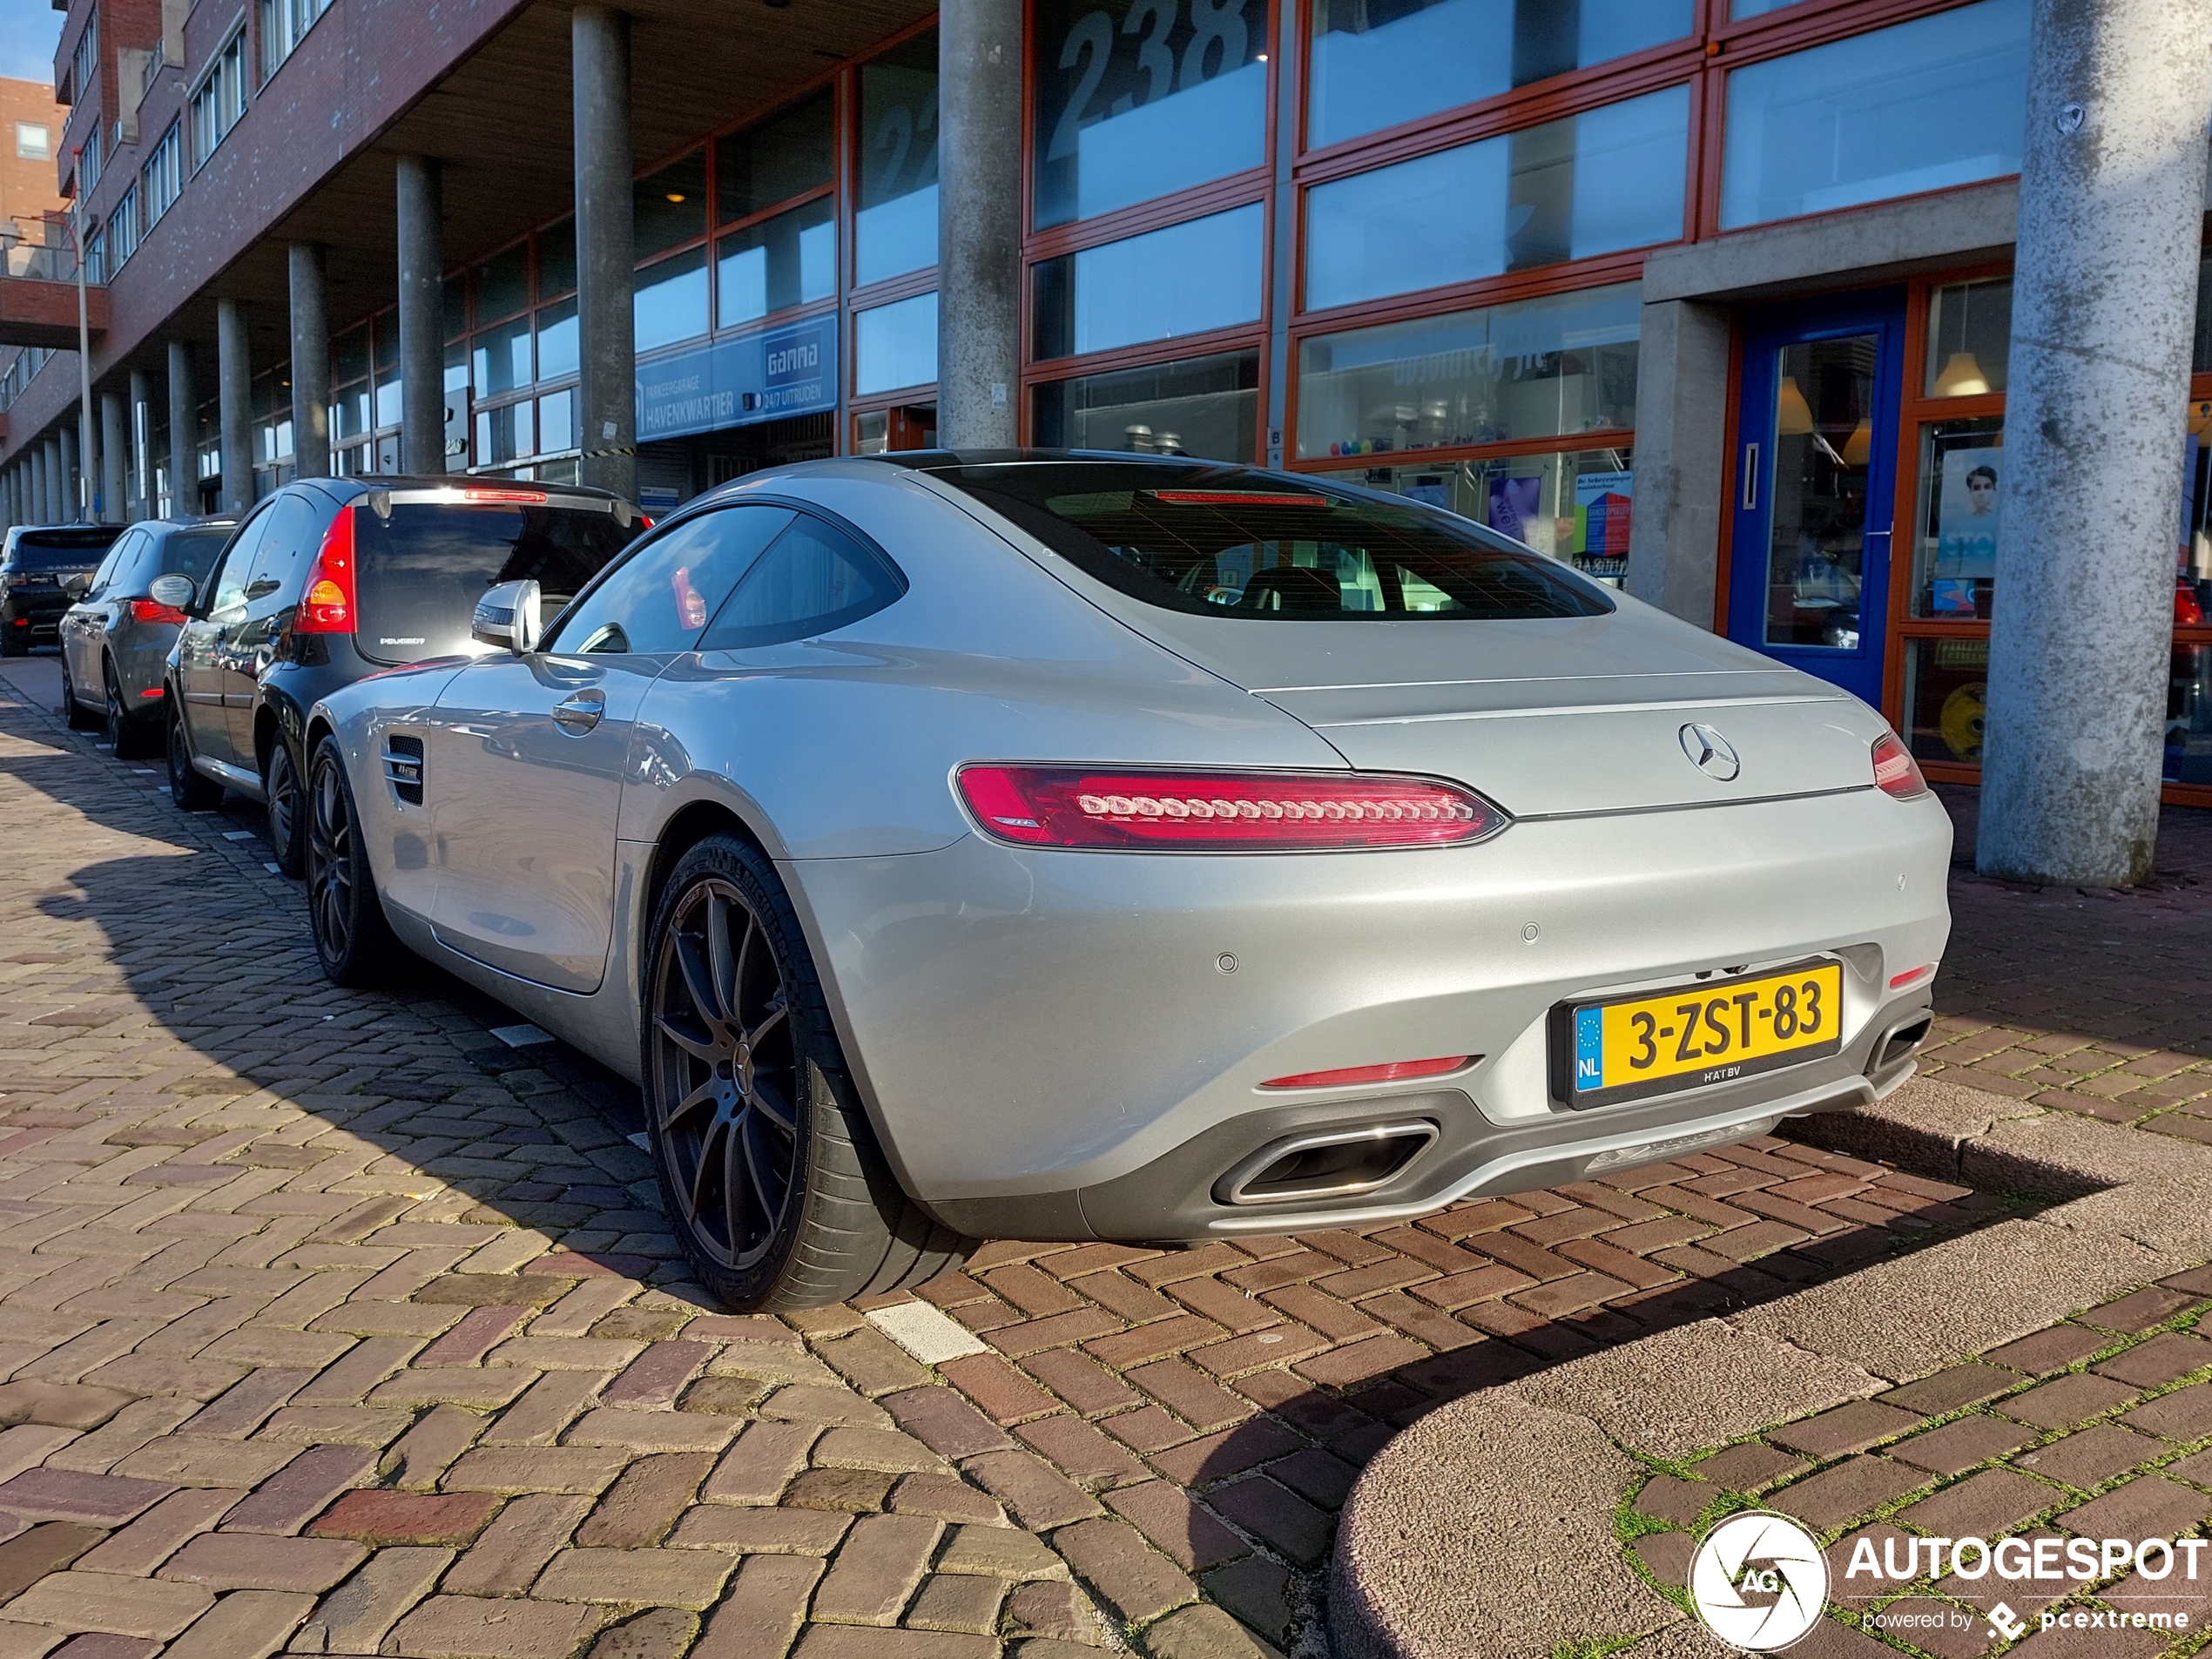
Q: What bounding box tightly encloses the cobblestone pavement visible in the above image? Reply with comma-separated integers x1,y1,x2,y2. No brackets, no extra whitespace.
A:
1920,786,2212,1130
0,655,2195,1659
1624,1271,2212,1659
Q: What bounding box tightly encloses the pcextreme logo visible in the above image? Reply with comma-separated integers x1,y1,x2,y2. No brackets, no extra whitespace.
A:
1688,1512,1830,1651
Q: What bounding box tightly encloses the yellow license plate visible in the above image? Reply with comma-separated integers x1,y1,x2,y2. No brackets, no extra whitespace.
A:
1557,958,1844,1109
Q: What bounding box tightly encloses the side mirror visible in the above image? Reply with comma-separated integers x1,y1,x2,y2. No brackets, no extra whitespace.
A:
62,572,91,597
148,574,195,610
472,578,542,654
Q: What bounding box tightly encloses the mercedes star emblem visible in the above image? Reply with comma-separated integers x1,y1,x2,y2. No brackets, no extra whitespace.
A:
1680,722,1741,782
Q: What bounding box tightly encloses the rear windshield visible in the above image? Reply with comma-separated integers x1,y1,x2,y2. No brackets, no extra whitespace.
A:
927,461,1611,621
158,529,233,587
354,500,635,664
7,528,124,571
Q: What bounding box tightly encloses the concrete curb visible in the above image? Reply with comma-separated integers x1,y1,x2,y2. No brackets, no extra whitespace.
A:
1327,1076,2212,1659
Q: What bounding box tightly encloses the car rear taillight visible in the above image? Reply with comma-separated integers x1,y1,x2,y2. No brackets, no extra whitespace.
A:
1261,1055,1471,1089
1870,732,1928,800
955,765,1506,851
297,507,358,634
129,597,187,625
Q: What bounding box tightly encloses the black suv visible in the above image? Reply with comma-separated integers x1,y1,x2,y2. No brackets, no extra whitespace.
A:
166,476,643,873
2,524,130,656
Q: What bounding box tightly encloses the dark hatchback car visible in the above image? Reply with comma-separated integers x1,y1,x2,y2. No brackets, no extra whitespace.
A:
166,477,642,874
59,516,239,755
2,525,129,656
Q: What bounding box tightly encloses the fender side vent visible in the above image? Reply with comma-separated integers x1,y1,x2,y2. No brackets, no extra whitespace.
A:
383,734,425,806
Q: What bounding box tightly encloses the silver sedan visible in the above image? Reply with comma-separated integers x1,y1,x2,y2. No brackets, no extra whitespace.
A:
300,453,1951,1312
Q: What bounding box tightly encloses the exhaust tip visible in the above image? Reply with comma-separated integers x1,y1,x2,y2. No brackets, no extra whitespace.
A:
1215,1121,1439,1206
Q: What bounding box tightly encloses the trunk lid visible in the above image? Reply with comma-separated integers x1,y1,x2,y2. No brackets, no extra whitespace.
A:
1118,603,1879,818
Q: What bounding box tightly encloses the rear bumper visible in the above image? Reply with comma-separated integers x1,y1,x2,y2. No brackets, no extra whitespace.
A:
784,785,1952,1238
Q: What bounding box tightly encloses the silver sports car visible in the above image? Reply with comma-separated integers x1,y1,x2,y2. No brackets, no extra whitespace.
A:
302,451,1950,1312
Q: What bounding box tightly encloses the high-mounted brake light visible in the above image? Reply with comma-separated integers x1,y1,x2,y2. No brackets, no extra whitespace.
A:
955,765,1506,851
130,597,187,625
296,506,358,634
1262,1055,1471,1089
461,488,548,503
1871,732,1928,800
1147,490,1318,507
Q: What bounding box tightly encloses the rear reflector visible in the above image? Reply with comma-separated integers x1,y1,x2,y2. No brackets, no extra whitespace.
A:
1260,1055,1471,1089
296,507,358,634
129,598,187,625
1871,732,1929,799
955,765,1506,851
1889,964,1934,989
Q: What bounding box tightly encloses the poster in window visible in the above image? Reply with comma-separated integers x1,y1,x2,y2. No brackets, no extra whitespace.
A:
1487,475,1541,545
1573,469,1632,580
1933,442,2002,597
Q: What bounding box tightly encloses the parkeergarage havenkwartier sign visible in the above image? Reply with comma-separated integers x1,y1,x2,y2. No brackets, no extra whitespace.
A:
634,320,837,442
1689,1512,2203,1649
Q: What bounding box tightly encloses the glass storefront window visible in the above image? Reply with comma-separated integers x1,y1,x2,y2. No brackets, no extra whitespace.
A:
334,381,369,442
635,248,709,353
718,198,837,328
2174,644,2212,786
1758,334,1875,651
373,323,400,429
539,219,576,300
334,325,368,390
1903,635,1989,765
1730,0,1802,14
1033,205,1264,361
475,244,529,323
443,274,467,338
636,152,708,260
539,388,574,455
1317,446,1634,577
1307,0,1692,152
475,401,533,469
1295,282,1640,460
858,32,940,287
1912,416,2003,618
1719,0,2028,231
854,290,939,395
1925,278,2012,398
536,298,579,382
444,342,469,467
473,314,532,399
1305,85,1687,312
1031,348,1258,462
718,89,834,224
1031,0,1266,231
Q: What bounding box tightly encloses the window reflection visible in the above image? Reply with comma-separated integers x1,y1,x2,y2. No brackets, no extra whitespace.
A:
635,248,709,353
1031,0,1267,230
1295,283,1641,460
472,314,532,398
1318,447,1634,577
636,152,708,260
854,291,940,395
2174,644,2212,786
1032,349,1258,462
718,199,837,328
475,244,529,323
858,33,940,287
536,298,579,381
1305,85,1688,311
539,219,576,300
1033,205,1263,360
718,90,834,223
1903,636,1989,765
1308,0,1692,151
1719,0,2028,230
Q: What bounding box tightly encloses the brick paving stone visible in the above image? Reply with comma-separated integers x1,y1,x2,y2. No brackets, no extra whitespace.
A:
691,1555,820,1659
1986,1327,2111,1377
1015,1416,1146,1487
2094,1332,2212,1388
441,1448,631,1496
903,1574,1008,1636
292,1545,454,1654
1770,1401,1926,1459
1141,1603,1277,1659
961,1453,1101,1532
1103,1482,1247,1572
2012,1424,2162,1490
1889,1416,2038,1475
441,1494,594,1597
1897,1468,2058,1537
2122,1381,2212,1441
887,1474,1003,1525
157,1533,367,1593
792,1629,997,1659
808,1514,941,1626
1691,1443,1810,1492
1204,1475,1331,1567
575,1453,715,1548
76,1491,238,1576
161,1590,315,1659
532,1548,735,1609
1880,1366,2022,1414
2058,1474,2212,1541
2,1573,215,1639
0,1472,173,1527
699,1422,815,1505
219,1444,375,1536
1145,1420,1305,1489
583,1607,697,1659
783,1467,893,1513
2080,1288,2200,1333
1049,1519,1197,1625
308,1490,502,1548
0,1527,108,1601
384,1596,599,1659
1997,1373,2140,1430
1770,1457,1928,1532
811,1428,947,1475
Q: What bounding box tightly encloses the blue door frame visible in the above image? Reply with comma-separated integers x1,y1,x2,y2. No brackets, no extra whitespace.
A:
1726,292,1907,708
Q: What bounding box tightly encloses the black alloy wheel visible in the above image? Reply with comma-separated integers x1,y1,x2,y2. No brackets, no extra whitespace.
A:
266,737,307,877
105,661,150,759
167,705,221,811
643,833,968,1311
305,736,397,985
60,658,98,729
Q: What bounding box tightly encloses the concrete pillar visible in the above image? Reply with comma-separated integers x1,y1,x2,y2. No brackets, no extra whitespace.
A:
32,442,49,523
287,243,332,479
128,368,153,518
48,436,64,522
168,340,198,516
1978,0,2212,888
217,299,253,512
937,0,1022,448
395,160,446,475
572,6,635,502
1626,299,1732,627
100,391,127,524
58,423,79,521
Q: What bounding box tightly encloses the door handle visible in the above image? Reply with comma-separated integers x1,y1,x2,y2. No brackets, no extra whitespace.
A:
1741,442,1760,513
551,691,605,733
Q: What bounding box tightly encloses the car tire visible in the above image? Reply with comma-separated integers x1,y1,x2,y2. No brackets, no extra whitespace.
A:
166,704,223,812
642,833,969,1312
305,735,400,987
59,658,98,729
105,661,152,758
265,737,307,878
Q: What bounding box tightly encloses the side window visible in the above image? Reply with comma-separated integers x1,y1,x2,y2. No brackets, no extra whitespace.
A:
247,494,322,601
545,505,794,656
205,509,273,617
84,536,133,599
700,514,906,651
